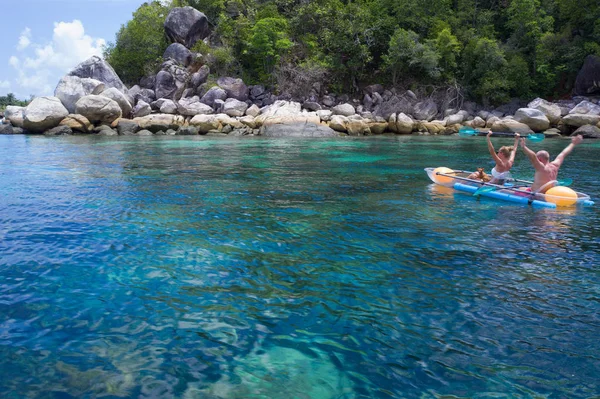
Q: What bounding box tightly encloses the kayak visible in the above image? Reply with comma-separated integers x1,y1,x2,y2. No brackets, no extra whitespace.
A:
425,167,594,208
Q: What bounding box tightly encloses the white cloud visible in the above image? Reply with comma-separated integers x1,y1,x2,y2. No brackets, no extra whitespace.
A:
0,80,10,89
8,20,106,96
9,56,20,68
17,28,31,51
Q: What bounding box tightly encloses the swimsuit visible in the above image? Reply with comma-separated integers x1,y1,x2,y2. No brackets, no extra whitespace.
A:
491,167,511,181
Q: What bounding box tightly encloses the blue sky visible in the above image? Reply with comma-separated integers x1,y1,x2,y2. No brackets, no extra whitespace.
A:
0,0,150,99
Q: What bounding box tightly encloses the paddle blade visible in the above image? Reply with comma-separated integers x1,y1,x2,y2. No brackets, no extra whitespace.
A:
458,127,478,137
527,133,545,142
557,178,573,186
473,185,496,197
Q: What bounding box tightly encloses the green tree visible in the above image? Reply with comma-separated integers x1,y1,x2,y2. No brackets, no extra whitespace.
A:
243,17,293,83
383,28,440,85
103,1,171,85
461,36,511,104
431,27,462,80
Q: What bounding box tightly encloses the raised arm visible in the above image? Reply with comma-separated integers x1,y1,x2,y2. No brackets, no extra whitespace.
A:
520,138,544,170
507,133,520,165
487,131,501,164
552,135,583,167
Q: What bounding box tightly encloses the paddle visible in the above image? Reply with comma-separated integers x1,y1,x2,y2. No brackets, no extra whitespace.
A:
472,177,573,197
458,127,545,142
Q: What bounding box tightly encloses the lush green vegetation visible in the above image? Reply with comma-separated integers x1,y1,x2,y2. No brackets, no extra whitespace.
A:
105,0,600,104
0,93,29,111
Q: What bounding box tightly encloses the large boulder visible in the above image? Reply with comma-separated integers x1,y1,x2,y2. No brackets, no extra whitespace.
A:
222,98,248,117
5,105,25,128
373,95,413,120
254,101,320,127
54,75,105,113
133,100,152,118
574,55,600,96
568,100,600,116
527,98,561,124
572,124,600,138
514,108,550,131
562,114,600,127
163,43,193,67
59,114,94,133
177,97,214,115
490,118,534,134
332,103,356,117
100,87,133,117
68,56,127,93
200,86,228,108
155,70,178,100
190,114,220,133
217,77,248,101
394,113,414,134
159,99,178,114
412,99,438,121
23,96,69,132
164,6,210,49
260,122,337,137
132,114,185,132
75,95,122,125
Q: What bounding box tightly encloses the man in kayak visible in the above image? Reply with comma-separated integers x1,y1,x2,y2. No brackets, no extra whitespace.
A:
520,134,583,193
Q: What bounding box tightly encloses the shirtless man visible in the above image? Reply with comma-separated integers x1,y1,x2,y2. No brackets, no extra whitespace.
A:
520,135,583,192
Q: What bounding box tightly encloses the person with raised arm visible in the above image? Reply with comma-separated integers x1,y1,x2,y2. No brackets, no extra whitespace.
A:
520,135,583,193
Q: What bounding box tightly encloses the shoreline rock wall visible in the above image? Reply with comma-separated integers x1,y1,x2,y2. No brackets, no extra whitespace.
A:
2,6,600,139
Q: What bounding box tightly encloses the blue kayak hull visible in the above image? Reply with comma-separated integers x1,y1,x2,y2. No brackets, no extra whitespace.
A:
453,182,557,208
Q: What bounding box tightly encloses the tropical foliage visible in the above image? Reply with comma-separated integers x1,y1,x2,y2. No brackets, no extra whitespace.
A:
106,0,600,104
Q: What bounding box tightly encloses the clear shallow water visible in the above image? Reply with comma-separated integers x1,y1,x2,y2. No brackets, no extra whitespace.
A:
1,134,599,399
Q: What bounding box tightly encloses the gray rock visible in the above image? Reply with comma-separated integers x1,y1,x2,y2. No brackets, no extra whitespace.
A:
140,75,156,90
222,98,248,117
405,90,417,101
321,95,335,107
190,66,210,89
164,6,209,48
155,70,178,100
68,56,127,93
332,103,355,117
95,125,118,136
54,75,105,113
562,113,600,127
159,99,178,114
181,88,196,98
373,95,413,120
178,97,214,115
200,86,228,108
246,104,260,117
260,122,338,137
176,126,199,135
5,106,25,128
23,96,69,132
163,43,193,66
250,85,266,100
514,108,550,131
213,99,225,113
302,101,322,112
412,99,438,121
527,97,561,124
572,124,600,138
133,101,152,118
574,55,600,96
44,125,72,136
75,95,122,125
101,87,133,117
569,100,600,116
136,129,154,136
117,119,140,135
217,77,248,101
0,124,14,134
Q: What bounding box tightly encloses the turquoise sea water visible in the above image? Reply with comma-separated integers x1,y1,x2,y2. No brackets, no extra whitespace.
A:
1,134,599,399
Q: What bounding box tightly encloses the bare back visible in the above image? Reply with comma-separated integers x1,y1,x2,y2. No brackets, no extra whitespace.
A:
531,163,559,192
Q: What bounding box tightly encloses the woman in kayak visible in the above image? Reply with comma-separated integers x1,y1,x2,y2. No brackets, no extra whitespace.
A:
468,130,520,184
